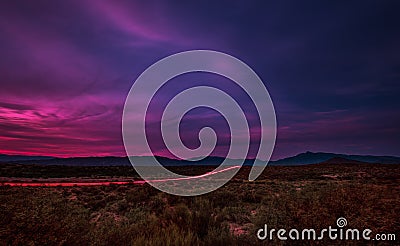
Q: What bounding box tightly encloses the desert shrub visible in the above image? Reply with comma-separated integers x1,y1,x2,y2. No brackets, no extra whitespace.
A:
149,194,167,215
125,185,157,205
202,224,235,246
104,193,117,203
126,207,149,224
165,193,182,205
219,206,250,224
190,198,213,238
0,188,91,245
88,218,135,246
117,199,130,212
240,190,262,203
132,224,199,246
167,203,192,229
87,198,108,211
207,190,239,208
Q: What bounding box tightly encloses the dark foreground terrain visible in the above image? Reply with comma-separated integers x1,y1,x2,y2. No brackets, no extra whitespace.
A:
0,162,399,245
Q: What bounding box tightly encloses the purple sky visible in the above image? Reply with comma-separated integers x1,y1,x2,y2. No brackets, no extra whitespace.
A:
0,1,399,160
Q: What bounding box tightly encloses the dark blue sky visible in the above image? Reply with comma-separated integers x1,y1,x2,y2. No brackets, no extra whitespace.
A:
0,1,399,159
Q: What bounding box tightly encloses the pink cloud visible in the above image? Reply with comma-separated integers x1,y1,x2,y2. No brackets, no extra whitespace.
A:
0,94,125,157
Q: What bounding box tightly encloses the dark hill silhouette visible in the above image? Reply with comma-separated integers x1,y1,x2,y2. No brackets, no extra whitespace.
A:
0,155,258,167
321,157,365,164
0,154,54,162
270,151,400,165
0,151,399,166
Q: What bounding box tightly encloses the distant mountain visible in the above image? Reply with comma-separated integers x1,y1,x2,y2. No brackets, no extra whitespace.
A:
5,155,257,166
14,156,131,166
320,157,365,164
0,151,399,166
0,154,55,162
271,151,400,165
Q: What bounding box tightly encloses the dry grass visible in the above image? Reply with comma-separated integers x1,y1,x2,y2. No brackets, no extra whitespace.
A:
0,163,398,245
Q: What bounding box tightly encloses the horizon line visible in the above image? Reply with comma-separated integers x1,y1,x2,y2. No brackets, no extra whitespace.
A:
1,151,400,161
